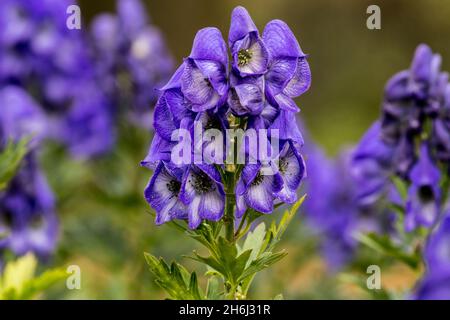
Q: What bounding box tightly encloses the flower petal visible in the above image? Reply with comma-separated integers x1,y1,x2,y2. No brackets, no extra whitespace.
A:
283,57,311,97
153,94,176,140
199,190,225,221
190,27,228,67
244,175,277,213
263,20,304,59
229,6,258,47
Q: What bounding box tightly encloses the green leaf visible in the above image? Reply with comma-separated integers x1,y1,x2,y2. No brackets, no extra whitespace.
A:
355,232,421,269
241,223,266,266
188,237,253,287
239,250,288,282
19,268,67,300
206,276,223,300
0,253,66,300
189,273,203,300
276,195,305,239
0,138,29,191
263,195,306,252
188,252,225,276
144,253,204,300
186,223,220,257
391,176,409,201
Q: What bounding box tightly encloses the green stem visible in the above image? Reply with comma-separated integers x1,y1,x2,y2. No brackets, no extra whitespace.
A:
224,171,235,243
225,285,237,300
234,210,248,238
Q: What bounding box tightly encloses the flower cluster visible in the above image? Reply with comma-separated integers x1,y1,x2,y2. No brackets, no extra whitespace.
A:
352,44,450,232
143,6,310,229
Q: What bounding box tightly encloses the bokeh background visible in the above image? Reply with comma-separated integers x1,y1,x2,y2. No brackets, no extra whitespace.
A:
4,0,450,299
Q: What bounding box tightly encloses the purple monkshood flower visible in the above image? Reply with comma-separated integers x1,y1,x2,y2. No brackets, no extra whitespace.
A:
228,74,265,116
179,28,229,113
263,18,311,113
235,140,304,217
414,214,450,300
352,44,450,235
145,162,225,229
143,6,309,229
148,27,230,162
229,7,268,77
0,155,58,259
179,165,225,229
274,140,306,204
235,163,283,217
227,6,311,123
144,162,187,225
405,144,441,232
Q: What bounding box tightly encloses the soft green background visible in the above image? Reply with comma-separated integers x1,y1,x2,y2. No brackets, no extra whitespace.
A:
39,0,449,299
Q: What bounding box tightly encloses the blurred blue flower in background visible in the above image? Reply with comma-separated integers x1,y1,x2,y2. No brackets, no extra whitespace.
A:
0,0,174,265
352,44,450,232
90,0,174,127
0,86,57,262
0,156,58,261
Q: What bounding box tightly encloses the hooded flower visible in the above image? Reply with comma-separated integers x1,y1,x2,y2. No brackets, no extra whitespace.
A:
229,6,268,77
274,140,306,204
263,19,311,112
405,144,441,232
180,28,229,112
0,156,58,259
144,162,187,225
235,163,283,217
179,165,225,229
